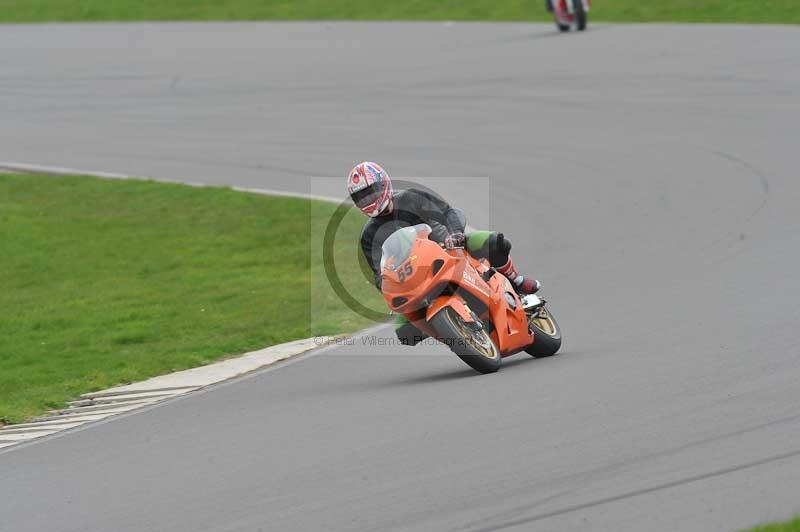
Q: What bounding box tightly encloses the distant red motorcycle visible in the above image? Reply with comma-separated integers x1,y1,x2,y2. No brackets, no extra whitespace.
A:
547,0,590,32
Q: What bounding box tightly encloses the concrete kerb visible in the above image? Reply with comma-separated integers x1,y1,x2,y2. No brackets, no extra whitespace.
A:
0,161,386,450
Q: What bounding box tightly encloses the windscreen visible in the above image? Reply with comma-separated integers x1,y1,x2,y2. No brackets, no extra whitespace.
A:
379,224,431,272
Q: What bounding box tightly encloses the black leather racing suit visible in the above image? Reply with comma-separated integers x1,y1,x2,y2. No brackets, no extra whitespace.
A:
360,188,466,288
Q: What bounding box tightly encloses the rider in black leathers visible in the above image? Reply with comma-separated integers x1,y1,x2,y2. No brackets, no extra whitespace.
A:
348,161,540,295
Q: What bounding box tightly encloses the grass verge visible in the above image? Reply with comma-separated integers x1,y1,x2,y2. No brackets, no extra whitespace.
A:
0,173,384,424
746,517,800,532
0,0,798,24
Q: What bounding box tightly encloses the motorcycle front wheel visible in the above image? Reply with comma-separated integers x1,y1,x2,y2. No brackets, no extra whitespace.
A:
430,307,502,374
575,1,587,31
525,305,562,358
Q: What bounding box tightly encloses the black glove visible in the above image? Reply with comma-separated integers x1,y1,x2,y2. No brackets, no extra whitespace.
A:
444,232,466,249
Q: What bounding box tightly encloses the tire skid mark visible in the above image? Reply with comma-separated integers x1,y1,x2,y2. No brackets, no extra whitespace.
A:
462,447,800,532
710,148,770,222
455,410,800,532
701,148,771,252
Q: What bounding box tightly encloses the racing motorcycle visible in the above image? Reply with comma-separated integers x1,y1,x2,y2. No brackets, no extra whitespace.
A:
380,224,562,374
548,0,589,32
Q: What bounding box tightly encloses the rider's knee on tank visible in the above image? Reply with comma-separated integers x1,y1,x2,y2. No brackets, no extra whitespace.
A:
394,315,429,346
466,230,512,268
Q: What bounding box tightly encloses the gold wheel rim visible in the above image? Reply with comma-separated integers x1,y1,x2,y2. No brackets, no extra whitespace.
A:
530,307,557,336
447,312,499,360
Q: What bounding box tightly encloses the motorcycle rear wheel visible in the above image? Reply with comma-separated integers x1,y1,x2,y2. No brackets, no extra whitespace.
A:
430,307,502,374
525,305,562,358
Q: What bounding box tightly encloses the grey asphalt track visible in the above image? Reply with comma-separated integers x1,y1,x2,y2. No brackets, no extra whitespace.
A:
2,22,800,532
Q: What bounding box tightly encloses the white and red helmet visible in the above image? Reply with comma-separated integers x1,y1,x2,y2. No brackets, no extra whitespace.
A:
347,161,393,217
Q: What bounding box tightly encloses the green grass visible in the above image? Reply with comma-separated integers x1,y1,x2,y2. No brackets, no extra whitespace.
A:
0,174,384,424
0,0,797,24
746,517,800,532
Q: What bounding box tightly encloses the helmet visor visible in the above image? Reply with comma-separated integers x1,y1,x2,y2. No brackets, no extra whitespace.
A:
351,182,384,210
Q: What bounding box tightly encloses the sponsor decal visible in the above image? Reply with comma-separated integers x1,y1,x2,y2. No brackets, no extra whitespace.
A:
350,180,368,192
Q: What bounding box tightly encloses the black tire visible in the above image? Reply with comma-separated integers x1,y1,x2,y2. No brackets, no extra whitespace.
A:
556,21,571,32
575,1,587,31
430,307,502,374
524,305,562,358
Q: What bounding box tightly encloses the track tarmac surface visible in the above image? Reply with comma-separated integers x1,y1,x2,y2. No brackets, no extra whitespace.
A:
1,22,799,532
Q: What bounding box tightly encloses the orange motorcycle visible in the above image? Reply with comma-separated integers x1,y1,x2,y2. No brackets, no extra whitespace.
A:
380,224,562,374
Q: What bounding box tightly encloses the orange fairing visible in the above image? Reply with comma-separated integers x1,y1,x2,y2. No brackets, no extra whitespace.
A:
380,225,534,357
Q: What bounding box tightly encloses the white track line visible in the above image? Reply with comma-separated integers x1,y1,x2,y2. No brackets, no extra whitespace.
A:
4,419,98,430
32,403,166,423
0,162,133,179
80,385,198,399
67,390,183,407
0,162,343,203
0,430,65,442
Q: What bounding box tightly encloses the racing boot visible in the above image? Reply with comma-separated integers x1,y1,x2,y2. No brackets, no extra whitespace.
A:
496,256,541,295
